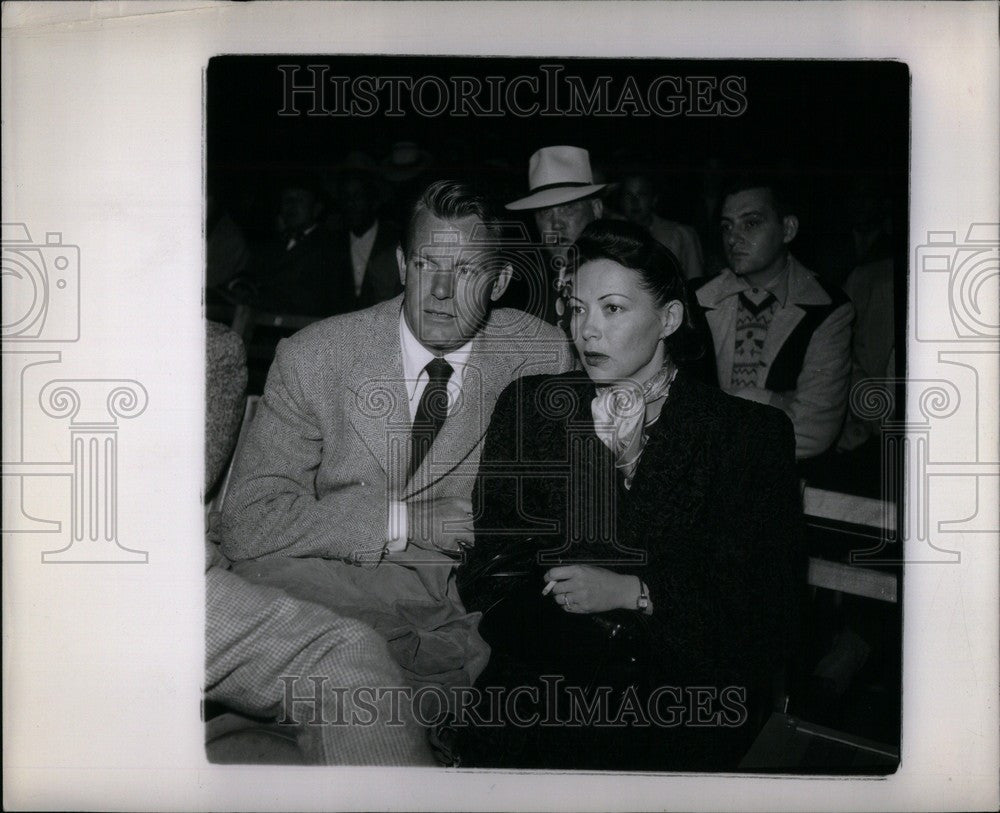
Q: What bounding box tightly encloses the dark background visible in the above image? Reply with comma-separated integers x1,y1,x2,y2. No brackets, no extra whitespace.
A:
208,55,909,377
207,57,908,187
206,56,909,766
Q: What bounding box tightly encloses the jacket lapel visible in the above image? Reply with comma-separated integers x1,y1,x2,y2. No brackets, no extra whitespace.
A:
625,373,703,520
344,297,411,493
759,257,829,377
759,302,806,374
704,297,737,387
401,332,517,500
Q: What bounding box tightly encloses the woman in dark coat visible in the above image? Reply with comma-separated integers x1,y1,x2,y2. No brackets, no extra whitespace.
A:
456,220,805,771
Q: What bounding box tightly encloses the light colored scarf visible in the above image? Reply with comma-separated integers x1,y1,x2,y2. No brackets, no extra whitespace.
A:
591,364,678,490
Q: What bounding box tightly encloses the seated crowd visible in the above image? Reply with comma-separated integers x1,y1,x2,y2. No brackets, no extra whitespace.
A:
205,145,897,768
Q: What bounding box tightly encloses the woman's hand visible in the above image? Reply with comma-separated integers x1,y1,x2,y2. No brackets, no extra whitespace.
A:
542,565,639,614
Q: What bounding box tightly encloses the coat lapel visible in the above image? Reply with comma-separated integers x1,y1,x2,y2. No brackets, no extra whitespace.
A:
625,373,703,521
401,332,515,500
758,258,828,376
344,298,411,493
759,301,806,374
704,297,737,387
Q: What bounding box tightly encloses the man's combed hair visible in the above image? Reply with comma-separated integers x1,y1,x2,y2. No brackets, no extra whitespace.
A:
571,219,704,364
720,173,797,218
404,179,503,255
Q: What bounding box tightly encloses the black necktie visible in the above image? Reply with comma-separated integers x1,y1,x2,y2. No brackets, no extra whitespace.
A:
409,357,454,479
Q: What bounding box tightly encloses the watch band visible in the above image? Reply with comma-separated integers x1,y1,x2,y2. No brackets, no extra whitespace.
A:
636,579,649,611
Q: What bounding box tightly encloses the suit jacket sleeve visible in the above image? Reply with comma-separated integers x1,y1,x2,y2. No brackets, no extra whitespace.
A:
642,408,804,691
457,378,534,612
218,338,390,566
787,300,854,458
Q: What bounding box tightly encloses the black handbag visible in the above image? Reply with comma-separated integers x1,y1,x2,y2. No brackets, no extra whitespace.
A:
460,543,651,693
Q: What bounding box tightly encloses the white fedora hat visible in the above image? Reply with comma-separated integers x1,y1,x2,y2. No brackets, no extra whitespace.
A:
505,146,607,211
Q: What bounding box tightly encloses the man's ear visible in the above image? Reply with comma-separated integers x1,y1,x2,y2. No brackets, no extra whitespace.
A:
396,245,407,286
782,215,799,244
591,198,604,220
490,263,513,302
660,299,684,339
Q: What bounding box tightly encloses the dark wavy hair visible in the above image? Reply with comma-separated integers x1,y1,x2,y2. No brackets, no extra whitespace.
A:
569,219,704,364
403,179,502,256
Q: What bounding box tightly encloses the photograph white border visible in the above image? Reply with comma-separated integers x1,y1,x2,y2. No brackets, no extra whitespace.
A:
3,2,997,811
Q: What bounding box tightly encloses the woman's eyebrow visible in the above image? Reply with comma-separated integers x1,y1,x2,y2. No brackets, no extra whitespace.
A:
598,293,631,301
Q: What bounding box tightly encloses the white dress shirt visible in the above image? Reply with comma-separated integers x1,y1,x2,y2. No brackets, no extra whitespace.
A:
386,309,475,551
398,308,474,421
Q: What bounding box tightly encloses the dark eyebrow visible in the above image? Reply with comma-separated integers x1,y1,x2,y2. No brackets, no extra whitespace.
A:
722,209,765,220
599,293,632,301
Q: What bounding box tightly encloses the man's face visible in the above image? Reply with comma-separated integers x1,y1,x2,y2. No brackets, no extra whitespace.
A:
720,187,797,283
399,211,512,354
534,198,603,262
619,176,656,227
280,187,320,233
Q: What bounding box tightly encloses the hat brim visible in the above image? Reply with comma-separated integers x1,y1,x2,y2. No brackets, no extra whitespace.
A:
505,183,607,211
380,152,433,183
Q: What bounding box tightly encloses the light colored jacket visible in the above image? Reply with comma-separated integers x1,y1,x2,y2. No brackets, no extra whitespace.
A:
219,295,574,564
696,256,853,459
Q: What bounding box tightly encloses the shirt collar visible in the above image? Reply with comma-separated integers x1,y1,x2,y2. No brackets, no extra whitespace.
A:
398,308,474,399
350,219,378,246
716,255,791,307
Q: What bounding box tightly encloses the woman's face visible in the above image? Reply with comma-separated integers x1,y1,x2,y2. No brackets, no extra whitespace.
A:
568,258,677,386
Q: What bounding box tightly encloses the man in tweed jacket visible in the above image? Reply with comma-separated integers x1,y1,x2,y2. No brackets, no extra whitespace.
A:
220,181,574,691
205,322,432,765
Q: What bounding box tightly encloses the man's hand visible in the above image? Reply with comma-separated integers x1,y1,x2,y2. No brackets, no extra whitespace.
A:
407,497,474,555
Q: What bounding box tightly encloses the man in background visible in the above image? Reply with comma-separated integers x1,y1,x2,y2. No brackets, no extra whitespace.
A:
249,175,352,317
617,169,704,281
695,177,853,460
503,145,606,325
332,154,404,311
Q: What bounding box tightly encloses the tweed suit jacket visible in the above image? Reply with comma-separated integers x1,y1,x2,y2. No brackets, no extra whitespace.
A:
219,294,574,566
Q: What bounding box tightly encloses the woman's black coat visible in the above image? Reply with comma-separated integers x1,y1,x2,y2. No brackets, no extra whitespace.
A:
457,370,806,771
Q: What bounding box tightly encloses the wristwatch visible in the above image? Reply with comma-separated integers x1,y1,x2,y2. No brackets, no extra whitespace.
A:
636,579,650,612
